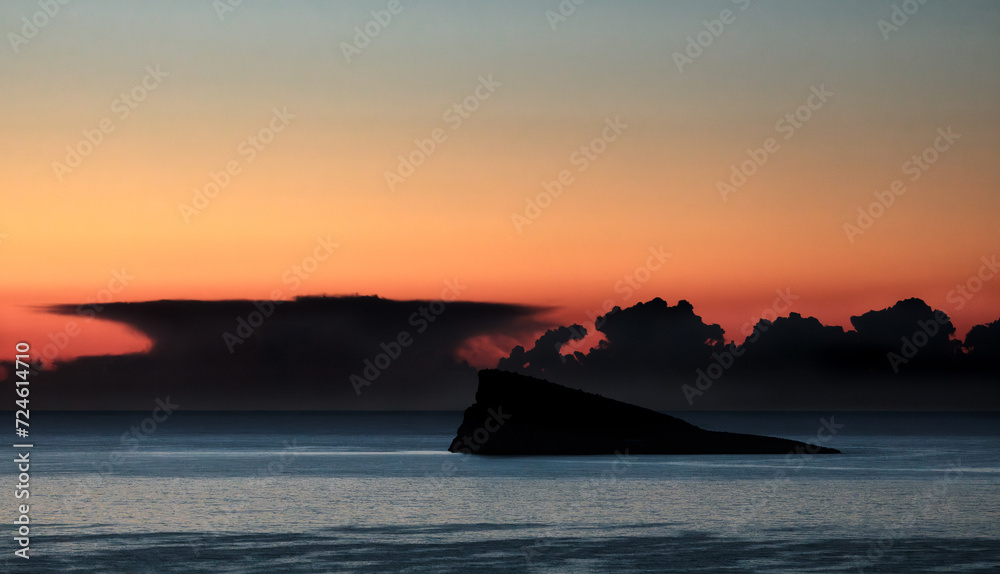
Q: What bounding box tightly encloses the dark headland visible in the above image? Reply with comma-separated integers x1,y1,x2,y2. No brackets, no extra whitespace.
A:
449,370,840,455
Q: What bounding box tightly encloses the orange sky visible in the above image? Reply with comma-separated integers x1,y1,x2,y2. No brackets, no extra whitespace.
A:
1,1,998,366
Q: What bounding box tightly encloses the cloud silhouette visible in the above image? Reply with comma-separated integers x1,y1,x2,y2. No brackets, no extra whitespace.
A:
965,319,1000,361
1,296,545,410
498,324,588,376
2,295,996,411
734,312,853,372
497,297,999,410
851,298,960,363
502,298,726,376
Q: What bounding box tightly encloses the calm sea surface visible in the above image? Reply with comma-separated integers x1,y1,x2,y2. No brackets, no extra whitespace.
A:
1,411,997,573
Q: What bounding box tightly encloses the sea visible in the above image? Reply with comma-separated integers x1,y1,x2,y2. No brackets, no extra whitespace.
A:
1,411,997,573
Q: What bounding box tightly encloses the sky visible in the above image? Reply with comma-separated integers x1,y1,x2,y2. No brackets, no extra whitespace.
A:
1,0,999,367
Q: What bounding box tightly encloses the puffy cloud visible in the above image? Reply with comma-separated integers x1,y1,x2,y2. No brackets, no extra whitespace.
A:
497,298,998,410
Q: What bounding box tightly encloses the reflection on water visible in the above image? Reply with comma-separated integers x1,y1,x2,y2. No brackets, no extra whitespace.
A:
1,411,996,572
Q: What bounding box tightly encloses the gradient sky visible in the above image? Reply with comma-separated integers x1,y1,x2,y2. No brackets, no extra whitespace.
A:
2,0,998,365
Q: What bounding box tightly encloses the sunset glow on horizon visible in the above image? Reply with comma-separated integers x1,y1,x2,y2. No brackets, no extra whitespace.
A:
2,0,998,366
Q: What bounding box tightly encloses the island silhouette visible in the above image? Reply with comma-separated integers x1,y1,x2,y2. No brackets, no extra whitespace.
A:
450,370,839,455
1,295,997,411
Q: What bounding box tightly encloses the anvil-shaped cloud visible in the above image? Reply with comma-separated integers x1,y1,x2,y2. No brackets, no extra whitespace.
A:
9,296,545,410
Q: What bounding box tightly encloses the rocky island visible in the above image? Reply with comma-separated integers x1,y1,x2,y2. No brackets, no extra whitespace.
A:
449,370,840,455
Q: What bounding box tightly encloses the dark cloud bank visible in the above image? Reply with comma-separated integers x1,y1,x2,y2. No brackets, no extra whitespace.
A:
501,297,999,410
3,295,998,410
6,296,543,410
